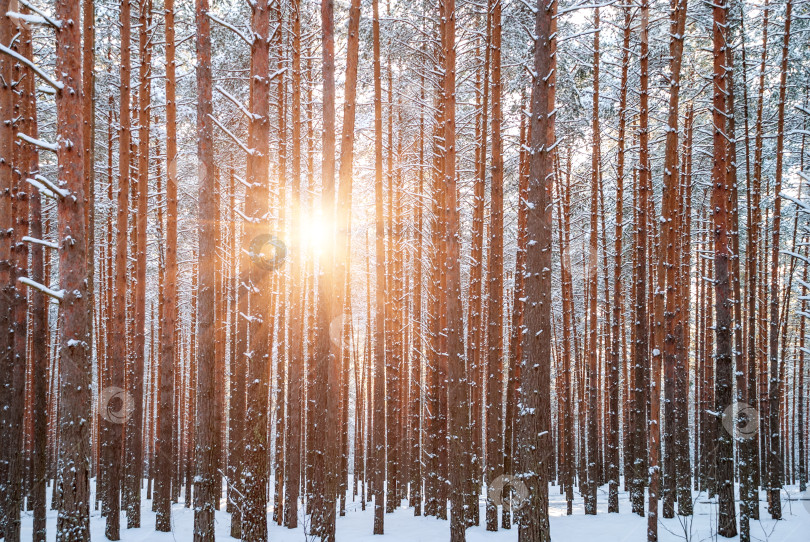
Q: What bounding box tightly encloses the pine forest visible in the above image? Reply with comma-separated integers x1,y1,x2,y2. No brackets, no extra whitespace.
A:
0,0,809,541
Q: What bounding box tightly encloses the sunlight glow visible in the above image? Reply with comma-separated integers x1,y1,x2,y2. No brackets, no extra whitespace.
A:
295,212,332,254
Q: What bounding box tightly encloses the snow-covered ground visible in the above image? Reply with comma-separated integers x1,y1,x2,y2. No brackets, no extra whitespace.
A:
20,480,810,541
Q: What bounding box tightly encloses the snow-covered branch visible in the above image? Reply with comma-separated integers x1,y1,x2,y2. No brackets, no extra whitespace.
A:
18,0,62,28
234,174,254,190
779,191,810,214
17,132,58,152
0,44,63,90
781,250,810,266
6,11,51,27
795,277,810,291
206,12,252,46
239,312,261,324
555,0,619,18
515,0,538,14
215,85,255,120
25,177,58,199
31,174,68,197
208,114,255,155
22,236,59,250
268,67,287,82
234,208,256,223
18,277,64,301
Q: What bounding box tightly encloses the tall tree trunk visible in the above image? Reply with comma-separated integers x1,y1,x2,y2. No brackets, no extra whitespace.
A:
659,0,688,520
676,107,694,515
272,18,287,521
439,0,470,539
82,1,96,486
631,0,650,518
311,0,339,537
711,0,737,535
193,0,217,538
767,0,791,520
585,6,600,516
409,89,425,515
0,0,13,529
517,0,554,539
284,0,306,528
107,1,132,537
0,8,12,528
470,8,490,527
335,0,362,521
127,0,151,526
556,151,574,516
485,0,504,531
241,1,274,541
608,3,631,514
156,0,178,530
25,30,46,535
372,0,386,532
53,0,91,539
185,259,199,508
5,17,33,540
384,23,399,513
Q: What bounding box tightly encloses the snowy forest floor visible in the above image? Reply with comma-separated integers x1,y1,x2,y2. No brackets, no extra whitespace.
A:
20,480,810,541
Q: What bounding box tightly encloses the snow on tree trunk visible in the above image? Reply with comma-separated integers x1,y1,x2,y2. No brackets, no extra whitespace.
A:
53,1,91,540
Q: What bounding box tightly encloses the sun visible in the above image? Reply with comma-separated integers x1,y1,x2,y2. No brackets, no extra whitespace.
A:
295,212,332,254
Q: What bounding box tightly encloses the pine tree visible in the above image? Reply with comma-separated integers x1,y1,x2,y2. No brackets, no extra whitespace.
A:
517,0,554,539
193,0,217,538
54,1,91,539
485,0,504,531
711,0,737,534
156,0,178,530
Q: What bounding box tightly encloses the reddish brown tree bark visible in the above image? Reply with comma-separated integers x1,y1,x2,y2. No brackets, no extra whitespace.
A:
372,0,386,532
127,0,151,526
193,0,217,538
711,0,737,535
631,0,650,518
585,7,600,516
156,0,177,530
767,0,792,520
485,0,504,531
54,1,91,539
283,0,306,529
240,1,274,541
517,0,554,538
106,1,131,537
